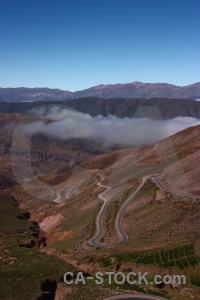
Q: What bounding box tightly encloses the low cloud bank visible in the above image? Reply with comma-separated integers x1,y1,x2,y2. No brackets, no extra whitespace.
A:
19,107,200,147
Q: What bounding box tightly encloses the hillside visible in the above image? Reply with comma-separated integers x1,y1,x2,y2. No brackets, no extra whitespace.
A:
3,122,199,300
0,97,200,119
0,112,107,194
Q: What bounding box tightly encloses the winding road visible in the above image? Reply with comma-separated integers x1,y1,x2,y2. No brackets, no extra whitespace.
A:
102,294,168,300
115,176,149,244
54,179,83,203
88,174,149,247
151,175,199,199
104,294,165,300
88,173,112,246
88,173,198,247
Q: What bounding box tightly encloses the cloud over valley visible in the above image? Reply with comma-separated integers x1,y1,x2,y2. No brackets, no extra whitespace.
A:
18,107,200,148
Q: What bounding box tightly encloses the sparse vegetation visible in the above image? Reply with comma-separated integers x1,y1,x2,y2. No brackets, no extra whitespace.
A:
99,244,199,270
0,195,76,299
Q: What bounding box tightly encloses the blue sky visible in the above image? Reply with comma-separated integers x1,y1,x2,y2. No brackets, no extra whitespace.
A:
1,0,200,91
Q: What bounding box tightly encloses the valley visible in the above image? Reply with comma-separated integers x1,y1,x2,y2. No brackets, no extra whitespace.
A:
0,101,200,300
2,0,200,298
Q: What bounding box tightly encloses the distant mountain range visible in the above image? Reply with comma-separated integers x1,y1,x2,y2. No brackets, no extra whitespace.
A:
0,81,200,101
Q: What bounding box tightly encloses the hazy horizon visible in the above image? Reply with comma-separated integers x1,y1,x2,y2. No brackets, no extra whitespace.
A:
1,80,200,92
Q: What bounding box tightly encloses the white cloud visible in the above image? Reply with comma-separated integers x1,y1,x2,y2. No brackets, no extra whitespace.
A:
18,107,200,147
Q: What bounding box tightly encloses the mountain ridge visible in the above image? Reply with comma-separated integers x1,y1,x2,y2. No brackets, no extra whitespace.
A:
1,97,200,120
0,81,200,101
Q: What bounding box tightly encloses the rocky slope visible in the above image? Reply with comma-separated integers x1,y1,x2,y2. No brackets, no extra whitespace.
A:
0,113,107,193
1,110,200,299
6,122,199,300
0,97,200,119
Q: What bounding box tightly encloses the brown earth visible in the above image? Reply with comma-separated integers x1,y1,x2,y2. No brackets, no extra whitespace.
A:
1,113,200,299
